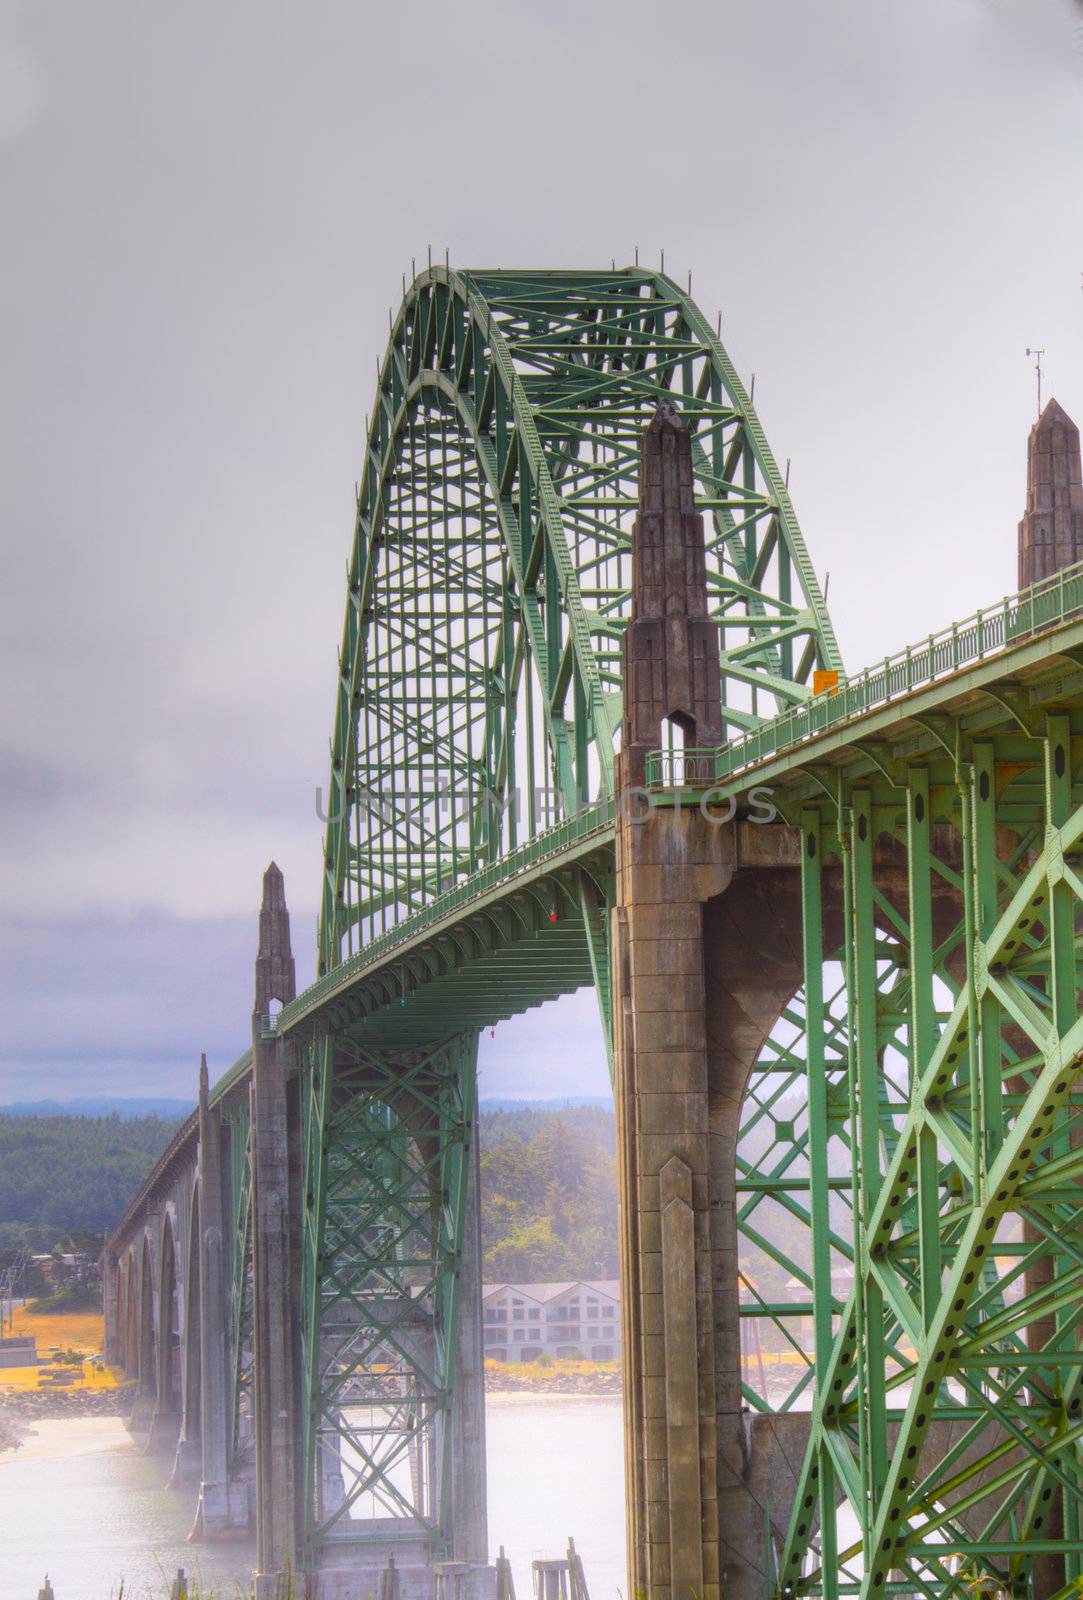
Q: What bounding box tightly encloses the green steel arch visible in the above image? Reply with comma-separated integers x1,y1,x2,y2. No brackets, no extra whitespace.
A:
99,264,1083,1594
294,266,842,1571
281,268,1083,1594
317,266,840,978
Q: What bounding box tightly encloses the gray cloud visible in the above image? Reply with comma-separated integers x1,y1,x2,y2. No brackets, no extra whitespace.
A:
3,0,1082,1103
0,911,262,1098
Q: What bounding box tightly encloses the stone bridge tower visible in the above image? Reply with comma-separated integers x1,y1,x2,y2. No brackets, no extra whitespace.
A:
1018,397,1083,588
618,401,723,787
251,862,303,1598
613,405,805,1600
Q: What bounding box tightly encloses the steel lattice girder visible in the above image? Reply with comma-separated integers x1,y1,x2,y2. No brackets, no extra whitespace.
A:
762,715,1083,1600
318,266,839,982
298,1032,477,1561
272,564,1083,1589
245,263,1083,1591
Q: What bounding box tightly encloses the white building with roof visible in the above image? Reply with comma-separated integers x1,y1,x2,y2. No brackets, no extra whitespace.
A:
481,1279,621,1361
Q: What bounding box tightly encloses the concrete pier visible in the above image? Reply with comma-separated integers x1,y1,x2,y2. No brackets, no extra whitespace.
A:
447,1114,489,1566
250,863,302,1597
193,1053,235,1535
613,405,806,1600
1018,396,1083,588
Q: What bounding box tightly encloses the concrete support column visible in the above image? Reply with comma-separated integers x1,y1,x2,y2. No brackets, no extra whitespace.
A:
102,1252,121,1365
251,1035,301,1595
447,1115,488,1563
613,405,805,1600
250,861,301,1598
149,1230,182,1454
194,1053,233,1538
613,810,736,1600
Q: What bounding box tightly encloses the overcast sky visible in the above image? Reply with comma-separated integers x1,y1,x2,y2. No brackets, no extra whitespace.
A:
2,0,1082,1106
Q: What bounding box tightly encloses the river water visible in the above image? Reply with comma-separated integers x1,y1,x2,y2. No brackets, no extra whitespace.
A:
1,1396,625,1600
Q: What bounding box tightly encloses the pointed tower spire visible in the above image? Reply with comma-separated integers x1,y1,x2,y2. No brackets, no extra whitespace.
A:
617,402,723,787
254,861,296,1017
1018,397,1083,588
198,1051,209,1110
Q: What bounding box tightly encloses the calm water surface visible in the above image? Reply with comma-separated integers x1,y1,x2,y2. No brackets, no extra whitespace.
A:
1,1398,625,1600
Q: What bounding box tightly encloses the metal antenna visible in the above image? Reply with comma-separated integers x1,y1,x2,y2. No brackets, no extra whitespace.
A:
1026,346,1046,417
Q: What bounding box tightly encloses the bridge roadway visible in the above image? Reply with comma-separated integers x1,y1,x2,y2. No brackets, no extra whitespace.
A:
247,558,1083,1070
100,273,1083,1600
104,566,1083,1597
202,558,1083,1093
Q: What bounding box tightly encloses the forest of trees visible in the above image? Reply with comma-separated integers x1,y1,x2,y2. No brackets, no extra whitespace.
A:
0,1112,182,1253
479,1104,618,1280
0,1104,620,1280
0,1101,824,1315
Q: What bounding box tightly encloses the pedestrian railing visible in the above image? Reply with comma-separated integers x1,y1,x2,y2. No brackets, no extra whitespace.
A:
646,558,1083,787
277,799,614,1033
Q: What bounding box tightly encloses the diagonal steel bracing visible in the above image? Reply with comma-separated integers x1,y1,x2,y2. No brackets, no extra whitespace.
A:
129,273,1083,1594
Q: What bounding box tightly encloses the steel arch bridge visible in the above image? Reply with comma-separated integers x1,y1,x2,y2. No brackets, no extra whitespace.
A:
102,268,1083,1600
317,266,838,975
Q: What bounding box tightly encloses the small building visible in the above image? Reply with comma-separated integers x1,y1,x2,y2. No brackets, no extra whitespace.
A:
481,1280,621,1362
0,1335,40,1389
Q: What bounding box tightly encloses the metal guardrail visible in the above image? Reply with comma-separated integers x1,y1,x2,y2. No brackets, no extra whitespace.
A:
276,798,614,1034
216,563,1083,1087
103,1106,200,1248
646,559,1083,787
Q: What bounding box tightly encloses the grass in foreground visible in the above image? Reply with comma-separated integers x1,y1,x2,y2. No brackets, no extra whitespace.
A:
10,1305,105,1353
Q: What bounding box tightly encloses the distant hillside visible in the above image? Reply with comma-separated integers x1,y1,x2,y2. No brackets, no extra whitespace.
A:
0,1112,183,1252
0,1098,818,1296
479,1103,617,1281
0,1102,619,1279
479,1095,612,1112
0,1096,194,1119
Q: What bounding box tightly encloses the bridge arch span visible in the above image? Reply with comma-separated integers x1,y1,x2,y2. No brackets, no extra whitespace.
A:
123,1250,138,1374
157,1210,181,1420
99,339,1083,1597
138,1233,156,1397
318,266,839,979
183,1181,201,1450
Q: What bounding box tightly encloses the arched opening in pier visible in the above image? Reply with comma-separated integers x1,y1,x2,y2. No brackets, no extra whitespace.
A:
183,1185,201,1445
116,1256,127,1370
124,1253,137,1373
139,1236,156,1396
158,1213,180,1416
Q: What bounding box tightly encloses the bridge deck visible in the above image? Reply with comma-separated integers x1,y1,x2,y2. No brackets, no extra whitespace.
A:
199,587,1083,1110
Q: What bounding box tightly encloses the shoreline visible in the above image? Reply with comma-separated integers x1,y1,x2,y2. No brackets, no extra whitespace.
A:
0,1387,131,1444
0,1404,28,1453
485,1366,621,1397
485,1388,620,1404
0,1372,621,1443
